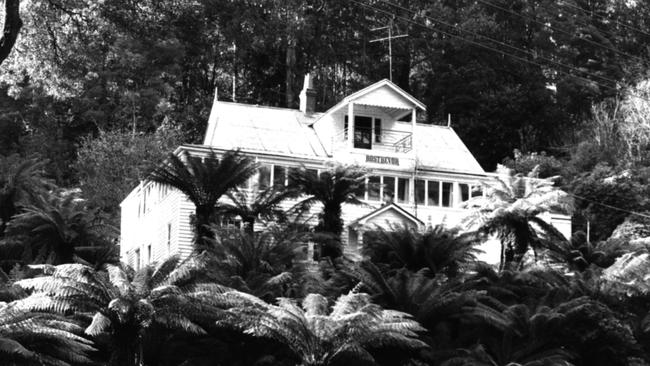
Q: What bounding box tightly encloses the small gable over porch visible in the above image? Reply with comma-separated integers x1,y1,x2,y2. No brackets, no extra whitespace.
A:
346,203,424,256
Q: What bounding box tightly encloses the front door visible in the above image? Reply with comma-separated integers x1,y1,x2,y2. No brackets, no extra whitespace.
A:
354,116,372,149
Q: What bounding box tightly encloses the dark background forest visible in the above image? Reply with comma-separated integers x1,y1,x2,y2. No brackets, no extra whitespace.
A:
6,2,650,366
3,0,650,240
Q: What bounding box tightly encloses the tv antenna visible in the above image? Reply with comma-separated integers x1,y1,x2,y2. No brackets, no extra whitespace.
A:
370,17,408,81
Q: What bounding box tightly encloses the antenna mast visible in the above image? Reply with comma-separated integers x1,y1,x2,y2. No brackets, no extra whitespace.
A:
370,17,408,81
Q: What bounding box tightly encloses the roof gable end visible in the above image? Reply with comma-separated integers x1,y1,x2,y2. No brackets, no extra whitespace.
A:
313,79,425,126
349,203,424,229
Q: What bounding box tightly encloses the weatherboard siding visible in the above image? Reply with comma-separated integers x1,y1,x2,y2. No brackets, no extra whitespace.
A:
176,195,196,259
120,183,184,268
120,79,572,267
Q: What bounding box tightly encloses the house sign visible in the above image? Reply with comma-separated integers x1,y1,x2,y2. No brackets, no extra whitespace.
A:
365,155,399,165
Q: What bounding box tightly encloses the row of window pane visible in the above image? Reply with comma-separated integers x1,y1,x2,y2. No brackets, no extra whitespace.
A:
357,176,482,207
256,166,483,207
258,165,318,190
355,176,409,204
413,180,454,207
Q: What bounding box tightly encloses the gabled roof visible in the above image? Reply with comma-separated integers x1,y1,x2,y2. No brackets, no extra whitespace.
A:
348,203,424,229
313,79,426,125
203,101,328,158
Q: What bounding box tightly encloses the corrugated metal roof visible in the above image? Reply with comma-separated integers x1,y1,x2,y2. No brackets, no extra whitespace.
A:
414,125,485,174
204,102,328,158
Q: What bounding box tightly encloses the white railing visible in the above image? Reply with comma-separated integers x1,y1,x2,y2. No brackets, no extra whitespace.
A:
332,128,412,153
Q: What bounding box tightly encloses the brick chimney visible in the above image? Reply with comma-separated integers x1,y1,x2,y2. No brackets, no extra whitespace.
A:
299,73,317,114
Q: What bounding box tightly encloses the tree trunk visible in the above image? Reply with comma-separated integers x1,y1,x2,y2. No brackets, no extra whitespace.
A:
285,37,296,108
0,0,22,66
192,207,216,251
109,332,139,366
318,202,343,237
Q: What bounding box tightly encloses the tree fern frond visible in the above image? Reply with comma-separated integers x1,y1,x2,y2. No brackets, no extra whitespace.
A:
85,312,112,337
302,294,329,316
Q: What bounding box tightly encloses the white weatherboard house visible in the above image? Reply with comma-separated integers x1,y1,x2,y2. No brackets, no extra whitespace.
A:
120,77,572,268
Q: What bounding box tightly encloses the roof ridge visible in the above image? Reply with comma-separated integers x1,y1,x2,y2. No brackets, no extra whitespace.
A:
217,100,323,115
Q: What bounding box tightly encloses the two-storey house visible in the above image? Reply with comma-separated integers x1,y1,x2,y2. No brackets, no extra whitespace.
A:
120,76,571,268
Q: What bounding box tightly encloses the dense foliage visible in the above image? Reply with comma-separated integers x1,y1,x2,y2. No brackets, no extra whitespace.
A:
1,152,650,365
3,0,650,365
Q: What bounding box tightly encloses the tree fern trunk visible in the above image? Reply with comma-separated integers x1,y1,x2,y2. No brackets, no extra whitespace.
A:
109,334,138,366
192,207,216,251
319,202,343,237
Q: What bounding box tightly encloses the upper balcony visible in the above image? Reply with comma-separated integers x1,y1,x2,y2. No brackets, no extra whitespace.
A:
332,127,413,153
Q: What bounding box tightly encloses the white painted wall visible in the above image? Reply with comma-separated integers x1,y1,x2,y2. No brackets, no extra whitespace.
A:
121,157,572,267
120,80,570,266
120,183,194,266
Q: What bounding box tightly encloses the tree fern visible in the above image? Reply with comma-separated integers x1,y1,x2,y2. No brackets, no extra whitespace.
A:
217,290,427,365
0,302,96,365
362,225,482,277
289,165,367,258
14,256,232,366
463,165,573,271
149,149,257,250
1,191,118,266
218,186,299,233
0,155,53,239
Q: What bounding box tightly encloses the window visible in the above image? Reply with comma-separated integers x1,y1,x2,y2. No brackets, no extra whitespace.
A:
471,185,483,198
345,115,373,149
397,178,410,204
258,165,271,190
460,183,470,202
147,245,152,264
287,167,299,186
273,165,286,187
145,186,152,212
164,184,170,198
374,118,382,143
217,216,242,228
135,249,141,270
383,176,395,202
306,168,318,179
427,180,440,206
167,223,172,254
354,116,372,149
354,178,366,200
415,179,426,205
442,182,454,207
368,176,381,201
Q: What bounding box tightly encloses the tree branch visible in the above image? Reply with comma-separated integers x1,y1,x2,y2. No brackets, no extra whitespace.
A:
0,0,22,66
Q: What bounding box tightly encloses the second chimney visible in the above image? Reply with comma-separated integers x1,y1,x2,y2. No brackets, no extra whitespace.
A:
299,73,317,114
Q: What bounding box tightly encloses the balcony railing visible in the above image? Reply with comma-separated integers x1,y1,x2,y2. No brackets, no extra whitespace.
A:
332,128,412,153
